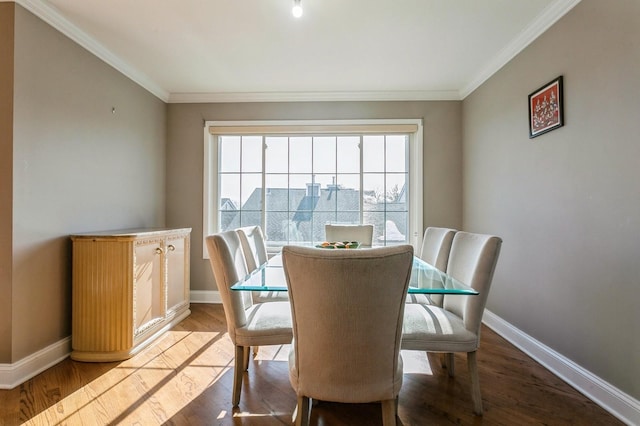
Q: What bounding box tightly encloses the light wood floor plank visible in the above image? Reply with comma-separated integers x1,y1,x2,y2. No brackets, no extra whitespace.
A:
0,303,622,425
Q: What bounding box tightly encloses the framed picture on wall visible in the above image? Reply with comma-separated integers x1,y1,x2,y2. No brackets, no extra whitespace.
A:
528,76,564,138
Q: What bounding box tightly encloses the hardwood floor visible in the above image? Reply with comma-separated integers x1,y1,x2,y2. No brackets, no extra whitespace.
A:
0,304,622,425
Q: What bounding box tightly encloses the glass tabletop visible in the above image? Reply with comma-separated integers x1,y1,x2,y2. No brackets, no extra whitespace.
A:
230,253,478,295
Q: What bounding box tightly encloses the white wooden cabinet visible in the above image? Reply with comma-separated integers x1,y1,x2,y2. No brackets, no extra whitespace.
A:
70,228,191,362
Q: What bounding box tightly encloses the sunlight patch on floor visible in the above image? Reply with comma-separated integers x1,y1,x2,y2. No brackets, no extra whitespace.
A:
20,335,435,425
253,343,291,363
232,411,290,418
22,331,230,425
401,350,434,375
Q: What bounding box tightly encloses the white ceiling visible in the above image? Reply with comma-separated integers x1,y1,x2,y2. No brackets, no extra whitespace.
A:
13,0,581,103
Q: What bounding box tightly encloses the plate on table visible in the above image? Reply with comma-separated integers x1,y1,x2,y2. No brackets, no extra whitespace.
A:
315,241,361,249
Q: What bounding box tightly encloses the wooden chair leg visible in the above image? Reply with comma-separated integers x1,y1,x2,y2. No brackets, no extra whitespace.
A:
467,351,483,415
381,398,397,426
232,345,245,406
439,352,455,376
293,395,311,426
446,352,455,377
243,345,250,371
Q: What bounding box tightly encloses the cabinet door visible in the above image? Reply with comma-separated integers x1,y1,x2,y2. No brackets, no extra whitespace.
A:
134,240,164,332
166,235,188,312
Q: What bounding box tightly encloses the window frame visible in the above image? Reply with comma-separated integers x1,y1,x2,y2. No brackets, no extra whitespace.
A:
203,119,423,258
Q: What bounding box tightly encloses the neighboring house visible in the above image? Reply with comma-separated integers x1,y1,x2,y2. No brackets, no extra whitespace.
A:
222,182,407,245
220,198,237,210
219,198,237,231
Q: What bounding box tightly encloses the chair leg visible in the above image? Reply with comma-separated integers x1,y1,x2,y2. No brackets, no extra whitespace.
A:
446,352,455,377
381,398,398,426
293,395,311,426
439,352,455,376
243,345,250,371
232,345,244,407
467,351,483,415
439,352,447,368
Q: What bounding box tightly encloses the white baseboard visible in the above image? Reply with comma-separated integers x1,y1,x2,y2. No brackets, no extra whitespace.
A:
483,309,640,426
0,337,71,390
0,295,220,390
190,290,222,304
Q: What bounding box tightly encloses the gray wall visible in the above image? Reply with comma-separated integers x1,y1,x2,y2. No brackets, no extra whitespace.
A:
462,0,639,399
167,101,462,291
5,4,167,362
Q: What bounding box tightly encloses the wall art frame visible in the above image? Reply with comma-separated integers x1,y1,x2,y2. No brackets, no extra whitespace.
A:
528,76,564,138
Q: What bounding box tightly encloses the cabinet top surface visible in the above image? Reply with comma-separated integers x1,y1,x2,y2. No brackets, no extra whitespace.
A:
71,227,191,240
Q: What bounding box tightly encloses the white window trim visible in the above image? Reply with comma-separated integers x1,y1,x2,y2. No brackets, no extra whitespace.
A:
203,119,423,258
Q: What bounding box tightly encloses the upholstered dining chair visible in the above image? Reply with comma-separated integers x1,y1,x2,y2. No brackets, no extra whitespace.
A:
406,227,458,305
236,225,268,272
324,224,374,247
420,227,457,271
205,231,293,407
401,231,502,415
236,225,289,303
282,245,414,426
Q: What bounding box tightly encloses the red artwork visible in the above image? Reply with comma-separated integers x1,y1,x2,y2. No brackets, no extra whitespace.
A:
528,76,564,138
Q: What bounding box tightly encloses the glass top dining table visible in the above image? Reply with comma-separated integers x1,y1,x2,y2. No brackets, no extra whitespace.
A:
230,252,478,295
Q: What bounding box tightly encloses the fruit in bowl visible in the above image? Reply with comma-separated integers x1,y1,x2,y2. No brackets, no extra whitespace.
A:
316,241,360,249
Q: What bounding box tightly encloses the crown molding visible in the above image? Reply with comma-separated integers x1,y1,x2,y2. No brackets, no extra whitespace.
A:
460,0,582,99
12,0,580,104
168,90,461,104
15,0,170,102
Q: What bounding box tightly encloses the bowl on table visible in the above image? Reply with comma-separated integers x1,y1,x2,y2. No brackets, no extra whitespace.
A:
315,241,361,249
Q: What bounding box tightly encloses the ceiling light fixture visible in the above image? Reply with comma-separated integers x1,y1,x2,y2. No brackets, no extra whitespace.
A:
292,0,303,18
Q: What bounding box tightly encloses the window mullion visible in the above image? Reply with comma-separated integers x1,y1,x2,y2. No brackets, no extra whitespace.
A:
359,135,364,225
337,136,340,226
383,136,388,246
261,136,266,234
239,136,243,227
287,136,291,244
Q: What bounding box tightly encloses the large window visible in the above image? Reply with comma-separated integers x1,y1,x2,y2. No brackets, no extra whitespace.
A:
204,120,423,254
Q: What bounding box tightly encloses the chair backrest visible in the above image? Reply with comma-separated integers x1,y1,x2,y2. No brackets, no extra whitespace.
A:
205,231,254,343
324,224,374,247
420,227,457,271
236,225,268,272
282,245,413,402
444,232,502,334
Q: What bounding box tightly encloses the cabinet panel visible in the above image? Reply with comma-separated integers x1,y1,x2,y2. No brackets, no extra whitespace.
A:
166,236,188,313
134,240,164,331
71,228,191,362
71,241,133,353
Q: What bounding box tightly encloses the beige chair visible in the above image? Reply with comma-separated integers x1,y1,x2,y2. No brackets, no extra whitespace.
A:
236,225,268,271
407,227,457,305
236,225,289,303
205,231,293,406
282,245,414,426
401,231,502,415
324,224,374,247
420,227,457,271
